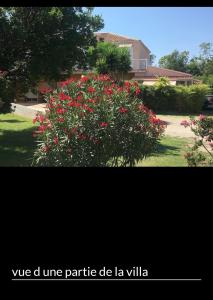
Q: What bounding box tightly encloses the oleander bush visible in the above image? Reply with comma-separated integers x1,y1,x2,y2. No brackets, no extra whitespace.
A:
32,75,166,167
181,115,213,166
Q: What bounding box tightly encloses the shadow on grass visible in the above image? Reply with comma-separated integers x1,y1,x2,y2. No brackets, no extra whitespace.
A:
0,127,36,166
152,141,184,157
0,119,27,123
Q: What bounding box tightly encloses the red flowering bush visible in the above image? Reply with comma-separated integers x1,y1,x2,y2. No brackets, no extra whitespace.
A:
181,115,213,166
32,75,166,166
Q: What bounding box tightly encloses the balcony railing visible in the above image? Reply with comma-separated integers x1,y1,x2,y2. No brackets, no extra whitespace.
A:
131,59,149,70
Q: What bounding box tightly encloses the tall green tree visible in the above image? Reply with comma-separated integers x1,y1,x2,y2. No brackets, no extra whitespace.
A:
88,41,131,81
158,50,190,72
199,42,213,60
0,7,104,84
187,43,213,85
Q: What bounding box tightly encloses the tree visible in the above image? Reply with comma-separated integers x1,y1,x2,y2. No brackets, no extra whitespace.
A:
199,42,213,60
88,41,131,81
187,57,203,76
158,44,213,80
149,53,156,65
188,43,213,83
0,7,104,86
158,50,190,72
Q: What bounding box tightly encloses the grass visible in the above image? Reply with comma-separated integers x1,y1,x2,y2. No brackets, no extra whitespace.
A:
0,113,192,167
138,135,192,167
0,113,36,166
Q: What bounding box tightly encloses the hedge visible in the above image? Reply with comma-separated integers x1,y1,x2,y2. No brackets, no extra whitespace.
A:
139,83,209,114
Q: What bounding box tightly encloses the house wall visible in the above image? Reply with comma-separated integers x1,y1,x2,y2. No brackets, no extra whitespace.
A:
114,40,150,61
142,80,177,86
132,41,150,61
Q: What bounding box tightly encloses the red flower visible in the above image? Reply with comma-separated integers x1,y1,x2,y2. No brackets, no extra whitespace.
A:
87,98,96,104
138,104,150,113
97,75,111,81
46,120,52,129
39,87,53,94
53,136,59,145
42,145,50,152
117,87,123,93
124,81,131,88
33,116,38,124
150,117,160,124
47,103,55,109
33,114,45,124
100,122,108,127
81,76,89,82
59,78,75,87
119,107,128,113
180,120,190,128
104,88,113,95
32,131,37,138
82,104,94,113
199,114,205,121
76,95,83,101
39,115,45,123
68,101,81,108
135,88,141,95
59,92,71,101
87,86,96,93
57,108,67,114
38,125,47,133
56,117,65,123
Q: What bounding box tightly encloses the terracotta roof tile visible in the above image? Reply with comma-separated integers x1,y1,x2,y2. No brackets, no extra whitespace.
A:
95,32,151,52
134,66,193,79
95,32,136,42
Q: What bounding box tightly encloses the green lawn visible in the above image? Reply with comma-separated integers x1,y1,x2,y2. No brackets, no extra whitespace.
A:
0,113,192,167
139,135,192,167
0,113,36,166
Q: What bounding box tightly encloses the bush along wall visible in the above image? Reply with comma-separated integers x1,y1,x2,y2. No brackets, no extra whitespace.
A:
138,81,209,114
32,75,166,167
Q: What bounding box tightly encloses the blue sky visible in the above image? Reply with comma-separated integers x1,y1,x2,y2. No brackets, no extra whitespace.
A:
93,7,213,65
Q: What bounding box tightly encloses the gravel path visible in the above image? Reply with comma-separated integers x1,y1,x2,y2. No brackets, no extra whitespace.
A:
157,115,195,138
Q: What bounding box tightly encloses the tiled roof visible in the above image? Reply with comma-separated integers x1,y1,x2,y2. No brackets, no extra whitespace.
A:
95,32,138,42
95,32,151,53
134,66,193,79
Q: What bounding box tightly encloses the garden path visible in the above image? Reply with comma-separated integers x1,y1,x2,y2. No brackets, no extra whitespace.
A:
157,115,195,138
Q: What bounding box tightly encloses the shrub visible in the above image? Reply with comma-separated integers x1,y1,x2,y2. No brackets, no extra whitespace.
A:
175,84,209,113
88,41,131,81
138,78,209,114
32,75,166,167
181,115,213,166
